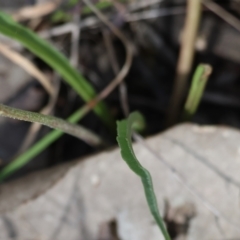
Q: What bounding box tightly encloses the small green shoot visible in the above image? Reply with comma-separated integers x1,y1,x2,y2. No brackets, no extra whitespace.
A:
116,112,171,240
182,64,212,121
0,12,114,128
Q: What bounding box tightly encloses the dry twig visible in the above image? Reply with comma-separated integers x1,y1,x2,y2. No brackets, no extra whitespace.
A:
167,0,202,126
203,0,240,32
126,7,186,22
102,29,129,117
70,12,81,68
18,76,60,153
0,43,58,151
38,0,176,39
12,0,62,22
0,43,53,95
128,0,164,12
82,0,133,109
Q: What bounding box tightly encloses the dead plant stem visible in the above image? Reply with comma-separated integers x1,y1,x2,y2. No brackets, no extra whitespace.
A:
203,0,240,33
167,0,202,126
82,0,133,107
102,29,129,117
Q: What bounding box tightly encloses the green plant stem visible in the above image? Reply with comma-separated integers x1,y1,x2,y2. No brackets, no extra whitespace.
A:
0,103,105,146
0,106,90,181
117,112,171,240
182,64,212,120
0,12,114,129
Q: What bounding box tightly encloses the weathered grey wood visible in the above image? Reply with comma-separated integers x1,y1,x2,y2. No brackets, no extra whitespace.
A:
0,124,240,240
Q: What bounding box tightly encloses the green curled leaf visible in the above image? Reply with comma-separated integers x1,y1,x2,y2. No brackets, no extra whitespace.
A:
117,112,171,240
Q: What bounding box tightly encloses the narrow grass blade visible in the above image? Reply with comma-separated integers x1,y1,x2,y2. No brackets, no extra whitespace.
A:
116,112,171,240
0,106,88,182
183,64,212,121
0,12,114,128
0,103,104,146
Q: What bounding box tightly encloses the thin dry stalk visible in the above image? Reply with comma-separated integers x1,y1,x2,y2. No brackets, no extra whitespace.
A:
102,30,129,116
39,23,79,39
82,0,133,105
167,0,202,126
0,43,59,151
203,0,240,32
0,43,62,152
70,12,81,67
18,77,60,153
12,0,62,22
126,7,186,22
0,43,54,95
129,0,164,12
38,3,184,39
27,10,81,150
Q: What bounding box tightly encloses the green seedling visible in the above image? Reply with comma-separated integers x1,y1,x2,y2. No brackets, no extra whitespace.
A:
183,64,212,120
117,112,171,240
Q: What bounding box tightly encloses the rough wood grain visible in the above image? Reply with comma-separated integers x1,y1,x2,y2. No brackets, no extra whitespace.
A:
0,124,240,239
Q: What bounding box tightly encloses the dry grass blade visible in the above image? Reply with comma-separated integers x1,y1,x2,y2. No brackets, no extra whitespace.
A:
126,7,186,22
18,77,60,153
21,11,81,151
0,43,54,96
167,0,202,126
102,30,129,117
70,12,81,68
12,0,62,22
203,0,240,32
0,42,58,152
39,23,78,39
82,0,133,104
128,0,164,12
